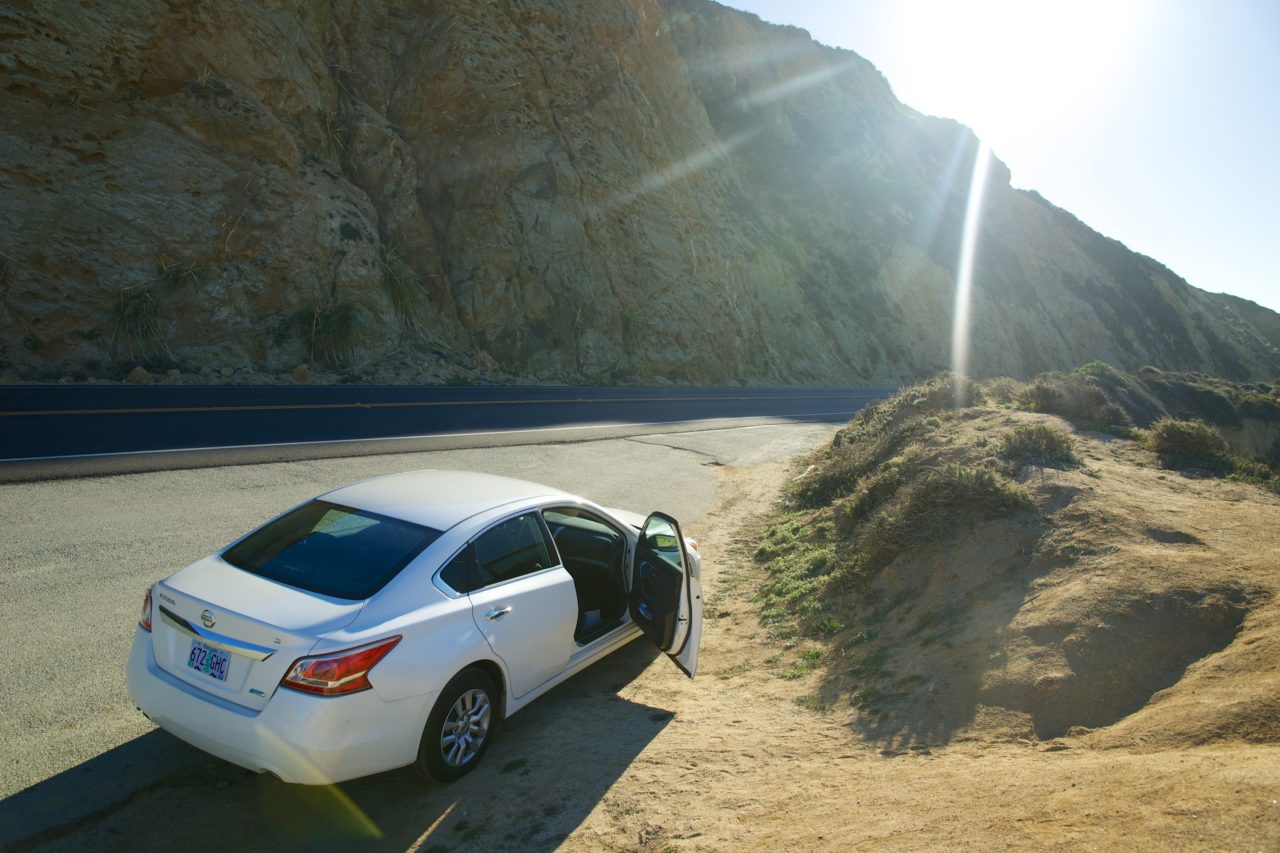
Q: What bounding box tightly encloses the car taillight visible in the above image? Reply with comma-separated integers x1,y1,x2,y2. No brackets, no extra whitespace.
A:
281,636,402,696
139,586,153,632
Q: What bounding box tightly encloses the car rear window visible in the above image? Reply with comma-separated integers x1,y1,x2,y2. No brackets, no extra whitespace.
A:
222,500,441,600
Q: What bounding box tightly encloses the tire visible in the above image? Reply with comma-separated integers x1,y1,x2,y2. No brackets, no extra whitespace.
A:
416,667,499,782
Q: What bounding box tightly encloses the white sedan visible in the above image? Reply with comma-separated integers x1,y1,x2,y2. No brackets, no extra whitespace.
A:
126,469,703,783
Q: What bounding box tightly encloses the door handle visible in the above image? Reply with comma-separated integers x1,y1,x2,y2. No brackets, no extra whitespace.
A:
485,607,512,621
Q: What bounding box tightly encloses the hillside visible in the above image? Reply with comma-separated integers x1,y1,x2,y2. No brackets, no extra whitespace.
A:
750,369,1280,751
2,0,1279,383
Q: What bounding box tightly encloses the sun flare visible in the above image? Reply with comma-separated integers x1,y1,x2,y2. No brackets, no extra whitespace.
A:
870,0,1145,163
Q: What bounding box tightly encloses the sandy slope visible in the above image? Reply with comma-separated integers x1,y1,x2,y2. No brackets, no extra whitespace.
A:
561,443,1280,850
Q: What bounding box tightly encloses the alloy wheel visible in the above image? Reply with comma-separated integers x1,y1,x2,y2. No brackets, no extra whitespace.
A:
440,687,491,767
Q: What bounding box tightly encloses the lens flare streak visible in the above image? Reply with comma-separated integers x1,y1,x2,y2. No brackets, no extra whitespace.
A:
951,140,992,405
737,58,858,109
607,129,758,209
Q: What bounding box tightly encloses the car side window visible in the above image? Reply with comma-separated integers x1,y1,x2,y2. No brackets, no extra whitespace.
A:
472,513,554,588
438,545,476,594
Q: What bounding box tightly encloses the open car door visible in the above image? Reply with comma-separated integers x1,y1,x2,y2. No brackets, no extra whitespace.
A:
629,512,702,678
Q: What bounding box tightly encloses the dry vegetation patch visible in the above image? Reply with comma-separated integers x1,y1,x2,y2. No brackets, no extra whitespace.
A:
750,369,1280,753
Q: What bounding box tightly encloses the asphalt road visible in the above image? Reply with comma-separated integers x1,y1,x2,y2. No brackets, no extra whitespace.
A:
0,384,885,460
0,419,842,849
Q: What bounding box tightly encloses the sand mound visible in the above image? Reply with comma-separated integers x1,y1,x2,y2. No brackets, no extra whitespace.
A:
760,398,1280,751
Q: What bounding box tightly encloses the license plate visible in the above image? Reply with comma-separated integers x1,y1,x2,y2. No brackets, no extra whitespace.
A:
187,640,230,682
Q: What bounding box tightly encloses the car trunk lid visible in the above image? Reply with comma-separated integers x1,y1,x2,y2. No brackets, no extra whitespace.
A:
151,555,363,711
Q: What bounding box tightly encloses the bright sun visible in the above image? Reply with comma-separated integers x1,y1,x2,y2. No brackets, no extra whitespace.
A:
873,0,1145,164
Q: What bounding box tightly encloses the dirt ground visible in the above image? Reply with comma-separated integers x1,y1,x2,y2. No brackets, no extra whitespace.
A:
556,451,1280,851
31,444,1280,852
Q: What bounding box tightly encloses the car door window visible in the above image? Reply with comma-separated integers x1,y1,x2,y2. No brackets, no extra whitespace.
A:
473,513,555,588
641,516,684,575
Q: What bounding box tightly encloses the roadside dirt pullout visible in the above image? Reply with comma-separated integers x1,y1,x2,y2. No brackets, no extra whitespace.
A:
25,436,1280,851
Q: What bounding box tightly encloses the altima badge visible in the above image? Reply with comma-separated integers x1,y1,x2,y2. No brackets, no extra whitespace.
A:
200,609,216,629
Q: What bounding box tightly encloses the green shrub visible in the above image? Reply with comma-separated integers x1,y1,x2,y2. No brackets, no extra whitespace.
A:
1228,458,1279,493
982,376,1023,405
1018,379,1063,413
1147,418,1230,470
1073,361,1124,384
999,423,1080,467
1239,393,1280,422
815,617,844,638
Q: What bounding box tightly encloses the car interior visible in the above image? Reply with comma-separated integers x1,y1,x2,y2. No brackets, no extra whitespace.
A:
543,507,628,644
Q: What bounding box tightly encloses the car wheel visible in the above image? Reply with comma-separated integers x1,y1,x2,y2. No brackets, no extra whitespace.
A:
417,667,499,782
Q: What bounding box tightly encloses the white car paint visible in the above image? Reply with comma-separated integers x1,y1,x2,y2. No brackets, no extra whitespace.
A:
126,469,702,784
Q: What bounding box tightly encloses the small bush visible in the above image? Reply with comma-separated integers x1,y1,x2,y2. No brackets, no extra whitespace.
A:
999,423,1080,468
1239,393,1280,422
1018,379,1063,413
156,253,202,290
815,617,844,638
982,376,1023,405
1017,373,1129,427
113,284,164,357
1147,418,1230,470
300,298,360,366
1072,361,1124,386
379,244,426,334
1230,458,1274,483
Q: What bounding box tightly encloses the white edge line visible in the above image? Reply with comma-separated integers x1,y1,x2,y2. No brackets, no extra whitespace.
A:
1,411,857,463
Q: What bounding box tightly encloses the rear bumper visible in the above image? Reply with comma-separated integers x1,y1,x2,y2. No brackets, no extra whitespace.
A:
125,627,435,784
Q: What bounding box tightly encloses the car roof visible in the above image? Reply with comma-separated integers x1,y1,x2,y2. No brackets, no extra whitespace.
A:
320,469,570,531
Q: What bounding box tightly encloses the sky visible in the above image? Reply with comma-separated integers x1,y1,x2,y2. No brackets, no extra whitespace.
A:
724,0,1280,314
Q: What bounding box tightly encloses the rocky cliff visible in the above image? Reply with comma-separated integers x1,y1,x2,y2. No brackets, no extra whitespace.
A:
2,0,1277,383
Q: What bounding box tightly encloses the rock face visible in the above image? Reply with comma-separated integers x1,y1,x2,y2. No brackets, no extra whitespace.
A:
2,0,1278,383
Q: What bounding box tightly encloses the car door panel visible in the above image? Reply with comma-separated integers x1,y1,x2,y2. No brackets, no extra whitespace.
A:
463,512,577,699
629,512,703,677
469,567,577,699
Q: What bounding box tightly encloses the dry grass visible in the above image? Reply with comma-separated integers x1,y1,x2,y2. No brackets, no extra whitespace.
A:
299,298,360,366
155,252,203,290
112,284,164,358
379,244,427,335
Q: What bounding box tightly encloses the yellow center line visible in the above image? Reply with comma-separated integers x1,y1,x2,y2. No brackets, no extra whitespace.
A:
0,393,873,418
